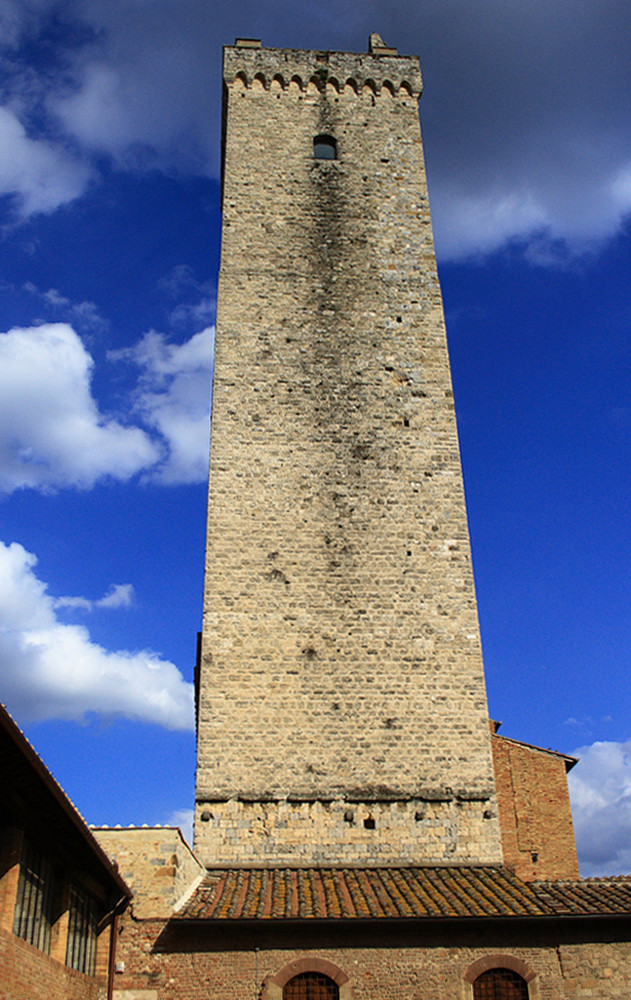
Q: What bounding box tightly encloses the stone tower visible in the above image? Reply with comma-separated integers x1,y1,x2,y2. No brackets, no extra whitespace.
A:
194,35,502,867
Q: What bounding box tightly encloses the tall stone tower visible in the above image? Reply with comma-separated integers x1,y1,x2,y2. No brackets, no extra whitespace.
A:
194,35,502,868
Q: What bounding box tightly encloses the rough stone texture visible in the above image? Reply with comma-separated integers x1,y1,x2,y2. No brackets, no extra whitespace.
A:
107,917,631,1000
491,731,580,882
194,798,498,866
112,993,157,1000
195,42,501,866
93,829,205,920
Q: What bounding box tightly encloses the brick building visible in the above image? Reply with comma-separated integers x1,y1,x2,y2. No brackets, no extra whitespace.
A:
0,704,130,1000
13,33,631,1000
490,722,580,883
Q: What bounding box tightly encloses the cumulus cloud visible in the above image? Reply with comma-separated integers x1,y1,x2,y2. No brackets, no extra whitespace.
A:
0,322,159,492
116,327,213,485
2,0,631,258
569,738,631,877
0,539,194,729
0,106,91,217
0,321,212,494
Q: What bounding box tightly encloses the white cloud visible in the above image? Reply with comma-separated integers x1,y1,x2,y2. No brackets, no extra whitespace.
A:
97,583,135,609
49,13,218,173
569,738,631,877
117,327,213,485
3,2,631,254
431,158,631,261
158,266,216,331
166,808,195,846
0,107,91,217
0,0,59,50
54,583,135,612
0,321,212,494
0,322,159,493
610,163,631,213
0,539,194,729
431,186,549,261
23,283,108,333
170,298,215,331
53,595,93,612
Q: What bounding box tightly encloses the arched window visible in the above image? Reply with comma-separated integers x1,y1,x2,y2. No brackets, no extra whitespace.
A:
283,972,339,1000
473,968,528,1000
313,134,337,160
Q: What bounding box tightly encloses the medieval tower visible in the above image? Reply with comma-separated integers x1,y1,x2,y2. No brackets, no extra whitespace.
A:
8,35,631,1000
194,35,503,868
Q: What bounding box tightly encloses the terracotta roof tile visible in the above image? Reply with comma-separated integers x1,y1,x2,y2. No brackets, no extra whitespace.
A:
533,876,631,915
174,867,631,921
175,866,574,920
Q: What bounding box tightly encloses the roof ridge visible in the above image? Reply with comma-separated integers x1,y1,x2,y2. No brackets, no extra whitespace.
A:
535,875,631,885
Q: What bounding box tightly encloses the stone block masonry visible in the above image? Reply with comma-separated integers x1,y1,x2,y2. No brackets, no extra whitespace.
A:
93,828,205,920
195,40,502,866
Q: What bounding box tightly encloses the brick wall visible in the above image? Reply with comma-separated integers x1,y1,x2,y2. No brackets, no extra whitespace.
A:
108,914,631,1000
491,732,580,880
195,40,501,867
0,928,105,1000
0,823,119,999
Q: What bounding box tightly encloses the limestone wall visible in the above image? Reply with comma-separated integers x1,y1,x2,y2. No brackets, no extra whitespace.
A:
93,829,204,920
194,797,499,866
195,40,501,865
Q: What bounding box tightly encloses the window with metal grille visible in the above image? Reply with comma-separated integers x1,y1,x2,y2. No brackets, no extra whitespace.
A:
283,972,339,1000
66,885,98,975
473,968,528,1000
12,840,54,952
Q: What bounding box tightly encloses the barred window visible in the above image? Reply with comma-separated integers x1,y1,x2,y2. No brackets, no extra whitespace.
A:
474,968,528,1000
13,840,54,952
66,885,98,975
284,973,339,1000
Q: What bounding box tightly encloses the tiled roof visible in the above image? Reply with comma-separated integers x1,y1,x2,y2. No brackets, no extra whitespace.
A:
534,876,631,915
174,867,631,921
175,866,540,920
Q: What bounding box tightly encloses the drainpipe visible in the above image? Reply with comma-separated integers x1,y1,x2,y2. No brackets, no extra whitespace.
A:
105,896,128,1000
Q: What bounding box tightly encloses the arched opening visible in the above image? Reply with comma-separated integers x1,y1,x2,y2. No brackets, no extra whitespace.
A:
283,973,340,1000
473,969,528,1000
313,134,337,160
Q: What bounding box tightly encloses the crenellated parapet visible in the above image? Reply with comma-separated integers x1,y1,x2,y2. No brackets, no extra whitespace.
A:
224,38,423,98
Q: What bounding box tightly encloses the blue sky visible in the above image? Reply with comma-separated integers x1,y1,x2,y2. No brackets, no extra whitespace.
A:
1,0,630,877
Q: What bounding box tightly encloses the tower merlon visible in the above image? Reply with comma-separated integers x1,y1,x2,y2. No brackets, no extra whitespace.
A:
223,40,423,98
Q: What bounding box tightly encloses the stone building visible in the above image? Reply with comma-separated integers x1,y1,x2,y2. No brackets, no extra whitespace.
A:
87,34,631,1000
195,32,500,872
